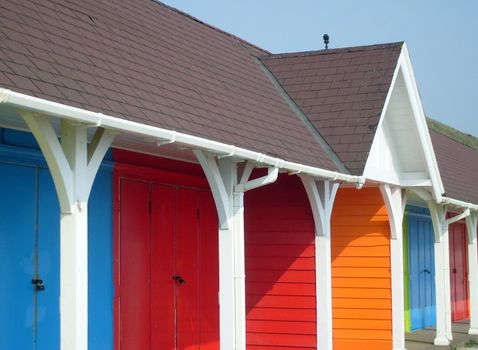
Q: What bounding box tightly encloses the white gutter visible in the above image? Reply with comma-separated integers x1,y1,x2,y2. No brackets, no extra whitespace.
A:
441,196,478,212
0,88,364,185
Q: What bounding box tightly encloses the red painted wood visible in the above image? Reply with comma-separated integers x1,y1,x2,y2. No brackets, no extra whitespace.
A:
151,185,175,350
245,173,316,349
176,188,200,348
198,191,220,349
118,179,151,350
449,221,469,321
115,161,219,350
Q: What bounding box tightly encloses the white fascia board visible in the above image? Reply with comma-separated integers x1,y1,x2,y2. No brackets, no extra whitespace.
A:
399,44,445,199
363,44,445,200
441,196,478,212
0,88,363,185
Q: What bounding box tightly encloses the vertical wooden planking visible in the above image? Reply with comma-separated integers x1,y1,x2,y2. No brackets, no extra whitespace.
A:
198,190,220,350
449,220,469,322
0,163,36,350
407,206,436,331
37,168,60,350
403,214,411,333
331,188,392,350
176,188,200,349
119,179,151,350
151,184,175,350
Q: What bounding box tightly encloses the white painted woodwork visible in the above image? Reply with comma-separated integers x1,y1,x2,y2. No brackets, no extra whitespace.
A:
363,45,444,202
428,202,451,346
300,175,339,350
380,185,407,350
21,112,114,350
466,213,478,334
194,151,278,350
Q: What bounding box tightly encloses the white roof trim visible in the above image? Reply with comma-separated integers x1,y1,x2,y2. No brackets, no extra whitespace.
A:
0,88,364,185
363,43,445,201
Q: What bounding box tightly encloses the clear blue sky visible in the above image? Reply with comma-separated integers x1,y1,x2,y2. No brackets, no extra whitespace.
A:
162,0,478,137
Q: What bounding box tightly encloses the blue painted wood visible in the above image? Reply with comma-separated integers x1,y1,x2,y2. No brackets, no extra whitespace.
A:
36,168,60,349
407,206,436,331
0,129,114,350
88,167,114,349
0,163,36,350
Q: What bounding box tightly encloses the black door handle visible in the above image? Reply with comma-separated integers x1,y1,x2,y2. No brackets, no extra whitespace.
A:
173,276,185,285
453,268,457,273
32,279,45,291
423,269,430,274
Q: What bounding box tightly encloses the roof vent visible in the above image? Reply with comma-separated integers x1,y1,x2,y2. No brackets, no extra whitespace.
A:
323,34,329,49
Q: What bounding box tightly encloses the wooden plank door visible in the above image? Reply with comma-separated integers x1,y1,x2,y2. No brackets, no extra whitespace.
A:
408,214,436,331
449,222,469,322
117,178,219,350
0,163,36,350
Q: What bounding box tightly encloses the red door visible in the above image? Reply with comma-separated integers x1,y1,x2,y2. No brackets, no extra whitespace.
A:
117,178,219,349
449,221,469,322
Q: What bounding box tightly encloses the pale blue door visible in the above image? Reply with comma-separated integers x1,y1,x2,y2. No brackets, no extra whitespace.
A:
408,207,436,331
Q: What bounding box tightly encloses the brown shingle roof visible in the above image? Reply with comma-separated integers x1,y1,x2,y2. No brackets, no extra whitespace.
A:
0,0,338,171
430,130,478,205
262,43,403,175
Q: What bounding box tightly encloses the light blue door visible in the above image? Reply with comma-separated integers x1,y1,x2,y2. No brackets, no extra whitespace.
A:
408,207,436,331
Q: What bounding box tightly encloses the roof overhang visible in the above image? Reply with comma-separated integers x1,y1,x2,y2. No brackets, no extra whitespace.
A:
0,88,364,186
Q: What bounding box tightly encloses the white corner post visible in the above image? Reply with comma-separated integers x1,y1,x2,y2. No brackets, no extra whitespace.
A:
21,112,114,350
428,202,452,345
466,212,478,334
380,185,407,350
300,175,339,350
194,150,278,350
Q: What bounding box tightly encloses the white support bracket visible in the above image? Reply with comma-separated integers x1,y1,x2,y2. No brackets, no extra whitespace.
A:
20,111,115,350
380,185,407,350
300,175,339,350
428,202,452,346
194,150,278,350
466,213,478,334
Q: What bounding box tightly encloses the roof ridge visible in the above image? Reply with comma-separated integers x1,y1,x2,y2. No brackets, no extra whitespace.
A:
263,41,404,60
428,118,478,152
151,0,270,55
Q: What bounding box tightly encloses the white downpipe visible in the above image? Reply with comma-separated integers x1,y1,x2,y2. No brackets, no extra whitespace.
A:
0,88,364,185
233,166,278,350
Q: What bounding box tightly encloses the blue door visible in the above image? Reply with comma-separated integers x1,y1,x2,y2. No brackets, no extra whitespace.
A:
0,163,37,349
0,128,114,349
408,207,436,331
0,163,60,349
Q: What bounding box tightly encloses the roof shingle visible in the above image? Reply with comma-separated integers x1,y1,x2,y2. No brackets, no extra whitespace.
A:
262,43,403,175
430,131,478,205
0,0,338,170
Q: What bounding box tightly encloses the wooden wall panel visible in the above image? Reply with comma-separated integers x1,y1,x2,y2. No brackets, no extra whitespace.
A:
245,174,316,350
331,187,392,350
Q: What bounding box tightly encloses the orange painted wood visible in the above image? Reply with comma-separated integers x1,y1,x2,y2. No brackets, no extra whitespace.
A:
245,174,316,349
334,339,392,350
331,188,392,349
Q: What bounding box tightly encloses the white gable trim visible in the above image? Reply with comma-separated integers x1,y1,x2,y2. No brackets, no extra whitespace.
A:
364,43,444,201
